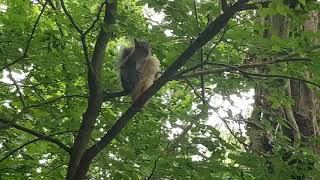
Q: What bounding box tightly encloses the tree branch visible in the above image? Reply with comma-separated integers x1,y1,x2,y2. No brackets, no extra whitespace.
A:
27,94,86,109
59,0,92,69
147,157,160,180
6,67,27,108
0,128,73,164
205,61,320,88
0,138,40,164
103,59,311,102
240,1,270,11
0,118,71,153
104,90,129,101
175,58,311,79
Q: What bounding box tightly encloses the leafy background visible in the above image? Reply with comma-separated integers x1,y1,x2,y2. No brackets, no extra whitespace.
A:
0,0,320,179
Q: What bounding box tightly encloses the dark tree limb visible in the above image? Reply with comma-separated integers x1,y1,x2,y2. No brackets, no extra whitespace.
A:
221,0,229,12
147,157,160,180
240,1,270,11
72,0,250,179
59,0,92,68
102,58,311,101
104,90,129,100
66,0,118,179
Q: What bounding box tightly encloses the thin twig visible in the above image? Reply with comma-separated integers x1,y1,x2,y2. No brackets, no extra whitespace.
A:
59,0,83,33
0,138,40,164
0,0,48,71
84,2,106,35
176,58,311,79
175,28,227,78
26,79,59,120
0,118,71,153
6,67,26,108
147,157,160,180
207,62,320,88
27,94,87,109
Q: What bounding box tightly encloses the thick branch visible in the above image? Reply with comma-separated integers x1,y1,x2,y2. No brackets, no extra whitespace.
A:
104,90,128,100
74,0,249,179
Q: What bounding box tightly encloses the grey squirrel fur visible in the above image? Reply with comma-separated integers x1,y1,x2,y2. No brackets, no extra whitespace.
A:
119,39,151,93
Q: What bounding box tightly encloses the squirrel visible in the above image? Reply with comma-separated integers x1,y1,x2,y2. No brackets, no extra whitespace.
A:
118,39,160,101
119,39,151,93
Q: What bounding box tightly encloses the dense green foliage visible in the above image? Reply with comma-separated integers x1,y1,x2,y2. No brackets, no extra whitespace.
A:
0,0,320,179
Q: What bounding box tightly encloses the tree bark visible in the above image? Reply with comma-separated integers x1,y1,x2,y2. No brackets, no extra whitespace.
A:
66,1,118,179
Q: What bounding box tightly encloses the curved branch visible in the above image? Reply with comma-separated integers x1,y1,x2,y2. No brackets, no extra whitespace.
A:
206,62,320,88
147,157,160,180
0,138,39,164
175,58,311,80
12,124,71,153
0,129,74,164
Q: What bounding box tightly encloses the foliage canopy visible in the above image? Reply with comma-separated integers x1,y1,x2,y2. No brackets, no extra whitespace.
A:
0,0,320,179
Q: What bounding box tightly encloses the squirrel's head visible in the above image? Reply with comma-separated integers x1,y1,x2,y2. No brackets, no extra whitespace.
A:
134,38,151,57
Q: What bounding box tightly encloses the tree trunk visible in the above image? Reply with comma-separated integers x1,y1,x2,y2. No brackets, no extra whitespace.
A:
246,7,319,178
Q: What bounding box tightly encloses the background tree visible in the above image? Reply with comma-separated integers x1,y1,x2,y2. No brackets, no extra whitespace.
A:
0,0,319,179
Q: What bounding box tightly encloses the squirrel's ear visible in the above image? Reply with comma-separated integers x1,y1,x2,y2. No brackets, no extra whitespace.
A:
134,38,139,47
